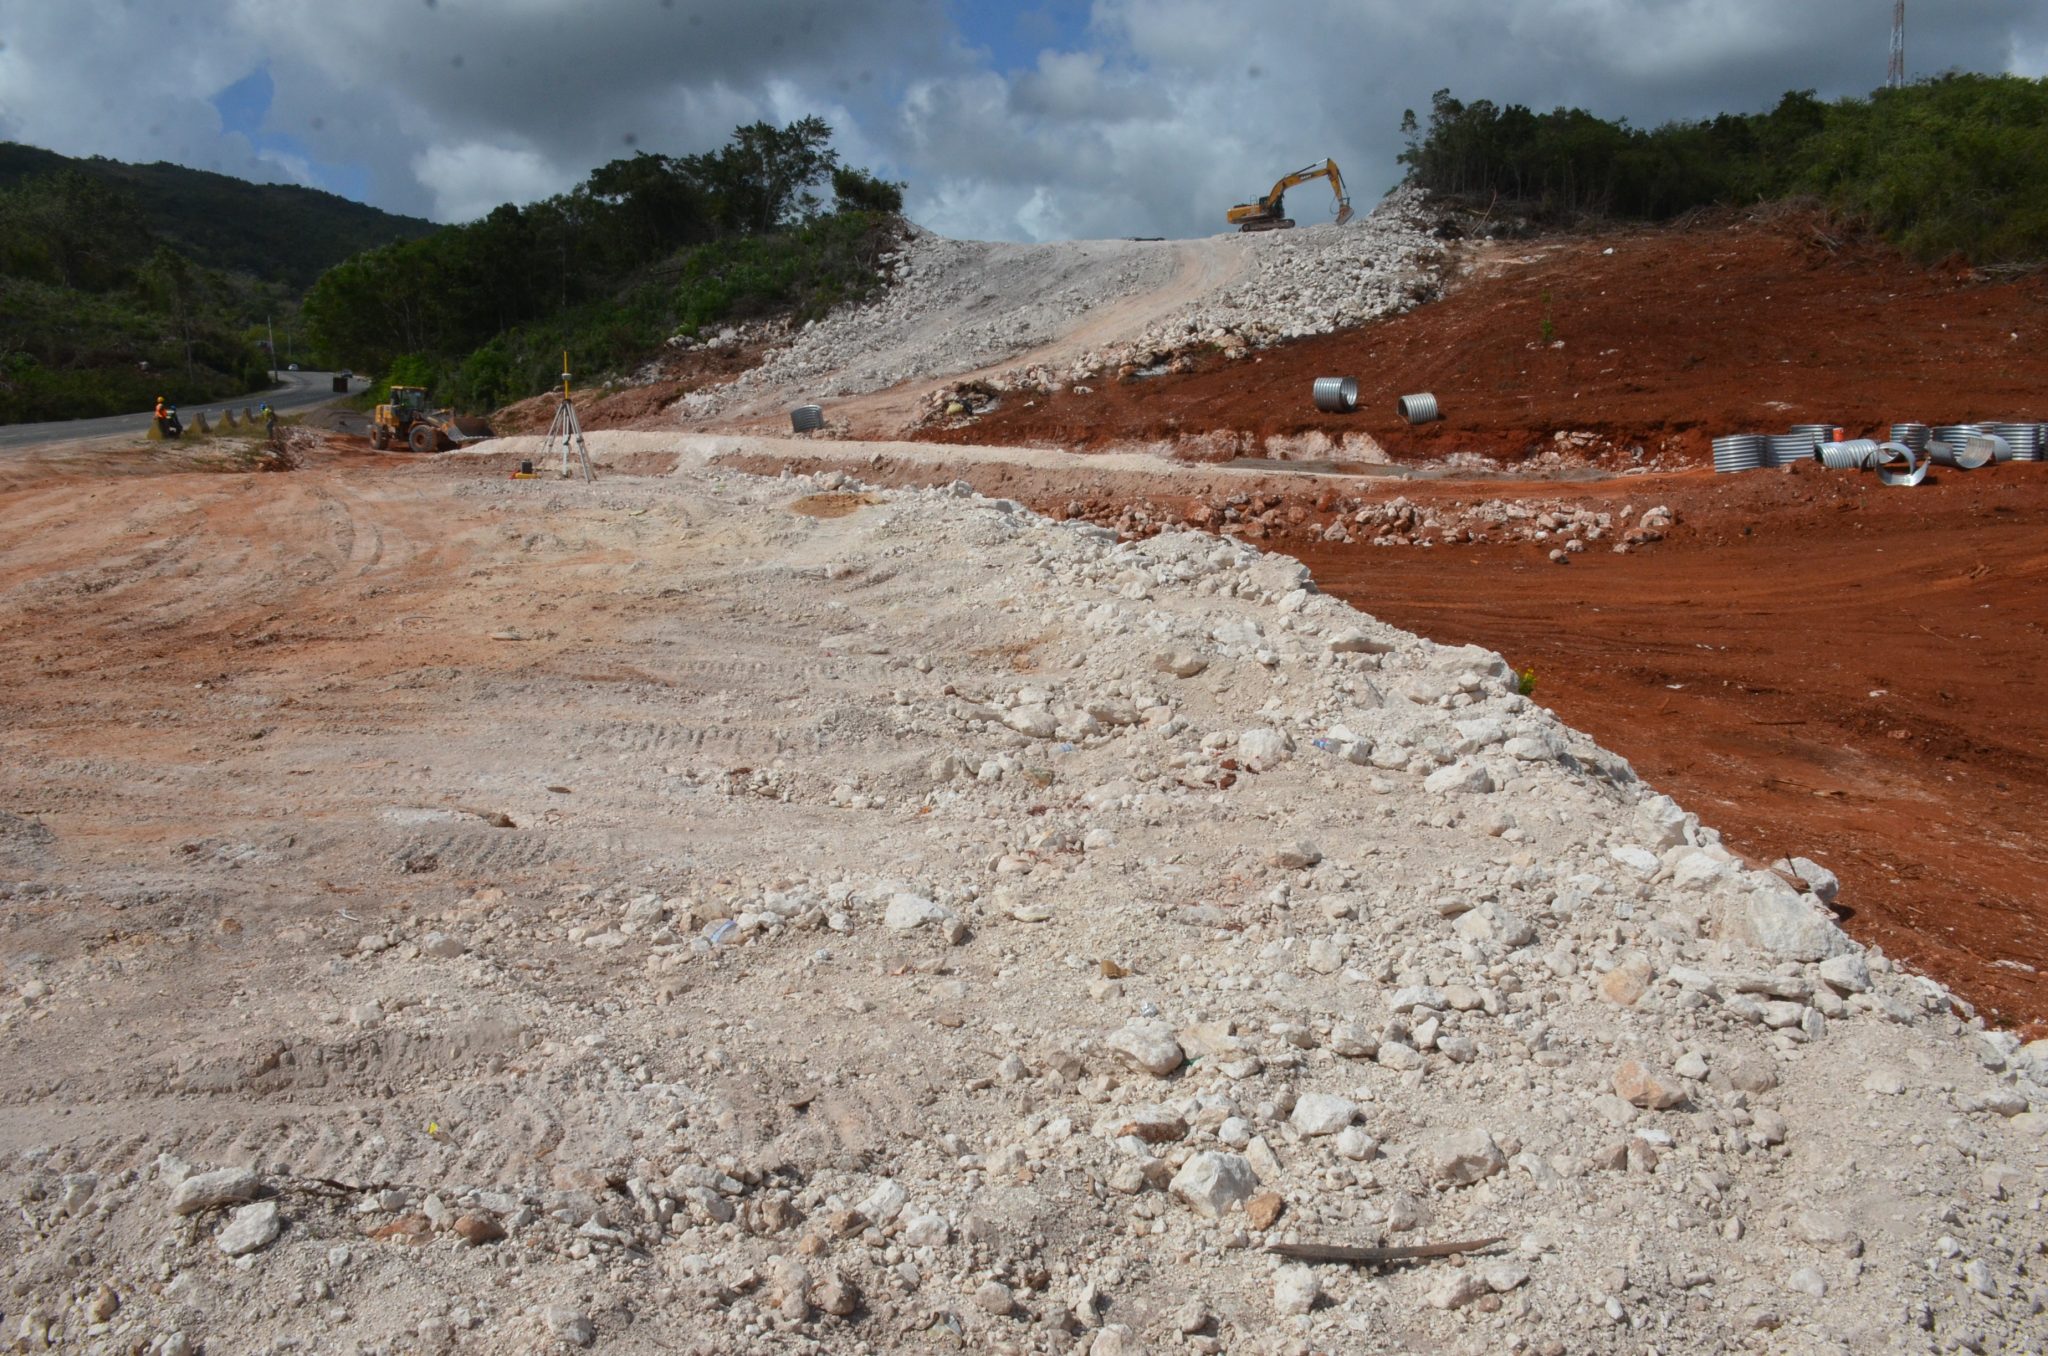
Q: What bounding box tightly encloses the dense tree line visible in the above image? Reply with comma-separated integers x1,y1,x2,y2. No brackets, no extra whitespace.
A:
1399,74,2048,263
302,117,905,411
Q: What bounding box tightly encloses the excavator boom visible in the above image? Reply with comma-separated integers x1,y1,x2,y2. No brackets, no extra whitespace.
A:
1226,158,1353,232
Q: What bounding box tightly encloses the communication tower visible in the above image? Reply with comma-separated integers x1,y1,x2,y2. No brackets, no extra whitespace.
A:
1888,1,1906,88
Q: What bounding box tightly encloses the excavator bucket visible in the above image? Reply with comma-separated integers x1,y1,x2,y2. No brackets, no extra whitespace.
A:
1335,203,1355,226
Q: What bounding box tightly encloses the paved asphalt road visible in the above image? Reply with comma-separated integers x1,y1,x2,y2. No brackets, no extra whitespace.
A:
0,370,361,451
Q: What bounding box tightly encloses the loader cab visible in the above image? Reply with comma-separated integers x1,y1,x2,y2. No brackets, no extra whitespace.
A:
390,386,429,414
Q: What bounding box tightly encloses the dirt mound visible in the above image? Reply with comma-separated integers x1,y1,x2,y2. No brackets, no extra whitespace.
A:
921,211,2048,465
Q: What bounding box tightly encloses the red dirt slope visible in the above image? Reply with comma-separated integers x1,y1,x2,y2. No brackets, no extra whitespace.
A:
922,213,2048,465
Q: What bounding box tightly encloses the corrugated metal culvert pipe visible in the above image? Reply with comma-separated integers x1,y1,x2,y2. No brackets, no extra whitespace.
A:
1990,423,2042,462
1312,378,1359,412
1889,422,1931,452
1766,433,1820,467
1817,439,1891,470
790,404,825,433
1712,434,1765,473
1875,444,1929,487
1928,436,1995,470
1397,393,1440,424
1818,440,1924,485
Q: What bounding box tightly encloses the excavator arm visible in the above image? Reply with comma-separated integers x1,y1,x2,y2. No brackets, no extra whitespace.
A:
1227,158,1354,232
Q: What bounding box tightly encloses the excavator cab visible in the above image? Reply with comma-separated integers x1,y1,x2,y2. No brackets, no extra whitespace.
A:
1228,158,1353,233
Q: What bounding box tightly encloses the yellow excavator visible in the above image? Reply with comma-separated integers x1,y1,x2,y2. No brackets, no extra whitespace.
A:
1227,159,1353,232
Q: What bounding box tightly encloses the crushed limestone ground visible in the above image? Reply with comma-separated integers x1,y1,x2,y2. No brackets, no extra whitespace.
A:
1,444,2043,1355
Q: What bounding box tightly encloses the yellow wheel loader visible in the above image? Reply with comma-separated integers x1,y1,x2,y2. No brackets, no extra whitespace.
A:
370,385,493,453
1227,159,1354,232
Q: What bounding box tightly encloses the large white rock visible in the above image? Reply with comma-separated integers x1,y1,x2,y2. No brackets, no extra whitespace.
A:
1670,851,1728,891
1427,1270,1490,1310
1423,1128,1507,1186
1273,1265,1321,1315
857,1180,907,1225
1107,1021,1185,1077
1169,1151,1258,1218
1745,886,1851,962
1635,794,1689,848
1774,856,1841,904
883,893,951,930
1452,717,1507,751
1452,903,1536,948
901,1213,950,1247
169,1167,263,1217
1425,760,1493,795
1289,1093,1358,1137
1004,706,1060,739
216,1200,281,1256
1610,845,1661,876
1237,728,1293,769
1818,953,1872,994
1504,732,1563,762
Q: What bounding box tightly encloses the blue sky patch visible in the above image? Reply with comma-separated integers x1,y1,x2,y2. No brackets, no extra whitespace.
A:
951,0,1095,72
210,65,371,202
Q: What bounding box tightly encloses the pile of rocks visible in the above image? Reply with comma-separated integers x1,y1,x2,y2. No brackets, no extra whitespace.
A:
1057,490,1680,554
663,315,794,355
1091,188,1444,367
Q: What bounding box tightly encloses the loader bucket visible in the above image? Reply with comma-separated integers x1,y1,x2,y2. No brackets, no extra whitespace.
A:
449,416,494,443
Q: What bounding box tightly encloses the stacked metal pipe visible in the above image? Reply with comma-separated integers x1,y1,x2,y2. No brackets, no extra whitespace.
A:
1712,434,1765,473
1990,423,2043,462
1713,417,2041,480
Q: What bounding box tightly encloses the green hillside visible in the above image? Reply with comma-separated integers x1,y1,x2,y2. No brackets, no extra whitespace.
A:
0,143,434,288
0,142,435,423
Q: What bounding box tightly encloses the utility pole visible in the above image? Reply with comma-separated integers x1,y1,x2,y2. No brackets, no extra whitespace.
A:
1888,0,1906,89
266,315,277,383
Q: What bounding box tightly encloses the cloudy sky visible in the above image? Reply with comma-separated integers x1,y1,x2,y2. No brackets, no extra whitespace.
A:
2,0,2043,241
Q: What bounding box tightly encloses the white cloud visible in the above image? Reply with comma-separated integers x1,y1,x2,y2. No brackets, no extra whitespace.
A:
411,142,572,224
253,148,319,188
0,0,2042,240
